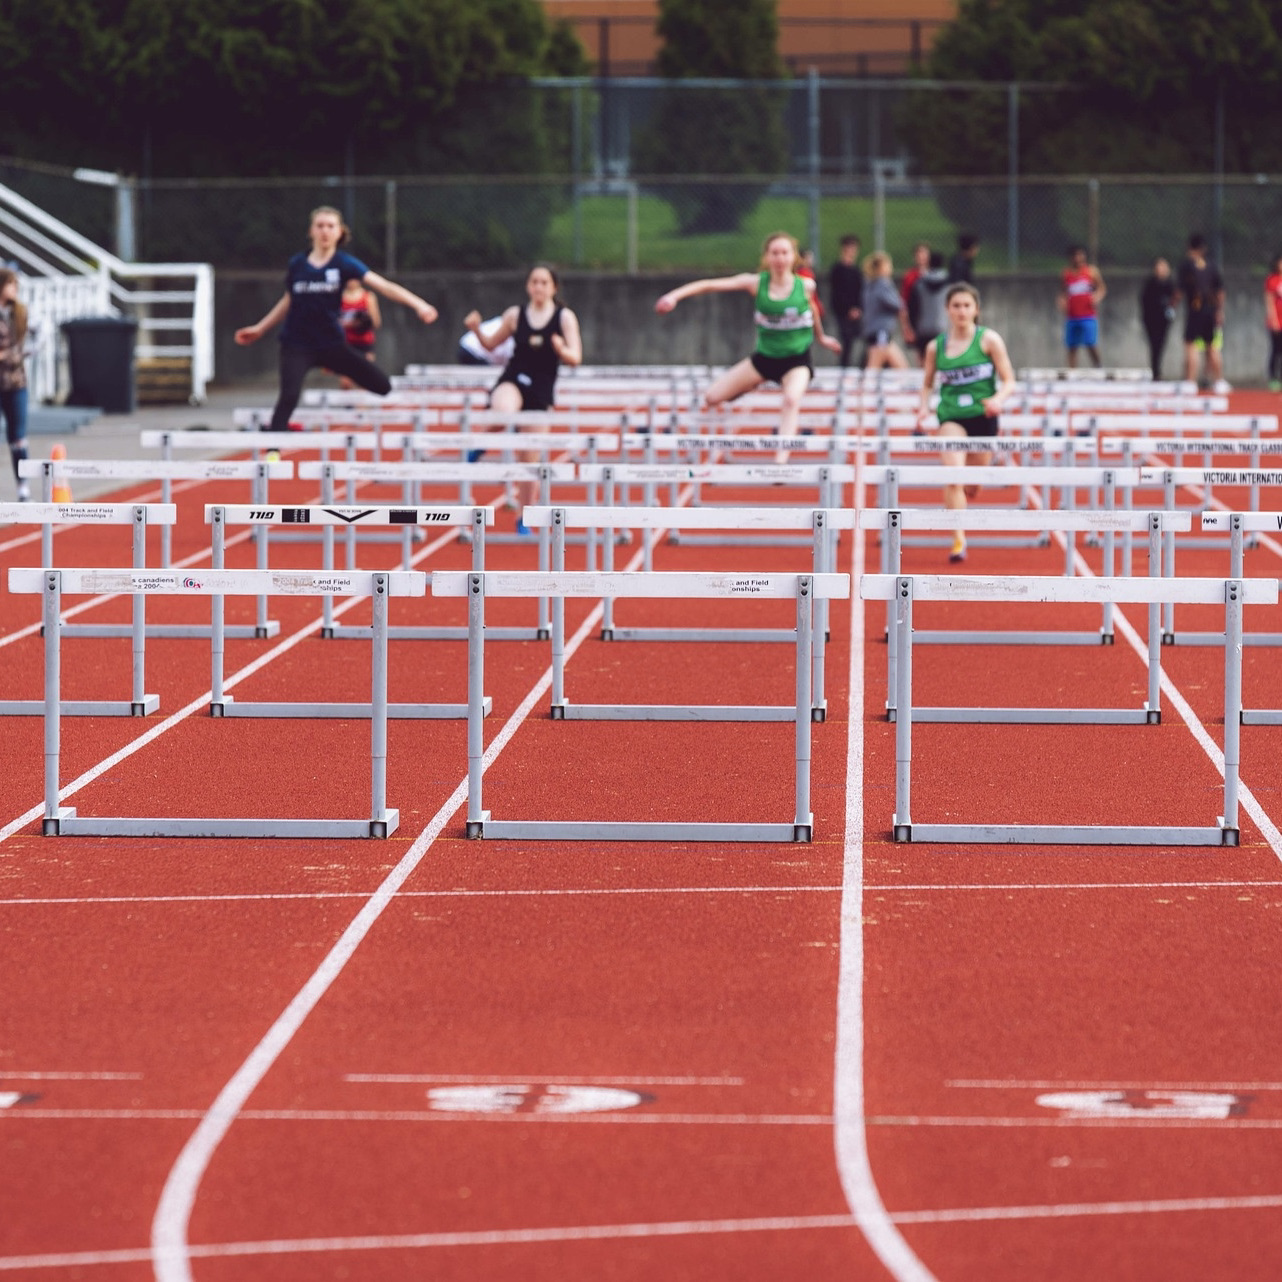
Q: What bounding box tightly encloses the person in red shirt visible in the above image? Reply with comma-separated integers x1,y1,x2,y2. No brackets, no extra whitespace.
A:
1058,244,1106,368
1265,254,1282,390
898,242,930,355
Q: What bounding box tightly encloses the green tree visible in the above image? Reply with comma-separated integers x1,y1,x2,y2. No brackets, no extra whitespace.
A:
632,0,788,235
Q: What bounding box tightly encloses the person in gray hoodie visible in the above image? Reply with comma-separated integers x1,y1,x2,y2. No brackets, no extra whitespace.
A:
906,250,950,363
860,251,909,369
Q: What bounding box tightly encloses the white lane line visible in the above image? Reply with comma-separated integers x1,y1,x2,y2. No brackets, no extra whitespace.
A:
834,471,938,1281
345,1073,746,1086
150,542,648,1282
16,1188,1282,1272
868,1115,1282,1130
6,1108,828,1126
0,1070,142,1081
5,879,1281,907
0,885,844,907
0,521,463,845
949,1078,1282,1091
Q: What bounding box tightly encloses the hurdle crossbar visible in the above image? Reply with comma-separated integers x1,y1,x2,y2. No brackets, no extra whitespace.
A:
8,567,424,838
433,569,849,842
0,502,176,718
860,572,1275,846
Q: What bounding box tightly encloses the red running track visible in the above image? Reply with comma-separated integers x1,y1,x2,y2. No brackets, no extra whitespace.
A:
1,418,1282,1280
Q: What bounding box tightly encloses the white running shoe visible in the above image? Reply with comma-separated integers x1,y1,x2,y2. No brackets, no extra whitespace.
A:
1213,378,1233,394
16,480,29,502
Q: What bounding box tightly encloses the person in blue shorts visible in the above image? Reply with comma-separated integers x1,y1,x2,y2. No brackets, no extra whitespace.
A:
235,206,439,431
1059,245,1106,368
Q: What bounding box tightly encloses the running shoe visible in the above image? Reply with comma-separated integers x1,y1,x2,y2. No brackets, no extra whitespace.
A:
1213,379,1233,394
466,448,486,463
16,480,29,502
948,547,967,564
515,519,533,537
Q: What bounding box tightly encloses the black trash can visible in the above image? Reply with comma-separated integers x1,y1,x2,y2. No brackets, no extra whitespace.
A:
62,316,138,414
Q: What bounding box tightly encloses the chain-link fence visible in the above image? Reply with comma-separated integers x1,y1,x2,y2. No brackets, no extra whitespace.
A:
1,76,1276,276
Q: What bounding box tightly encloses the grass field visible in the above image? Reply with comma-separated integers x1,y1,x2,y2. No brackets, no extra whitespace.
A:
542,191,965,273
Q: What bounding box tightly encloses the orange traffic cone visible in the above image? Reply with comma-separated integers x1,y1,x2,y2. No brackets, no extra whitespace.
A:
50,444,72,503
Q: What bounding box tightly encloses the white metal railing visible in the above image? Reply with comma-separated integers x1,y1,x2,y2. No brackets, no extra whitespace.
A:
0,180,214,404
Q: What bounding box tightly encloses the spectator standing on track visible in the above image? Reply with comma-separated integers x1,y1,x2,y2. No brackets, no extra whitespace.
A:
861,252,909,370
0,268,29,501
916,282,1016,563
1059,244,1107,368
1139,256,1177,383
828,234,864,368
905,250,949,364
464,264,583,531
234,205,438,432
656,230,841,436
1264,255,1282,390
898,242,930,354
947,232,980,284
1175,232,1229,392
457,315,515,366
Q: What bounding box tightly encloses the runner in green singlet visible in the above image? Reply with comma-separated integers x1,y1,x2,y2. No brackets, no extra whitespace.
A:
656,232,841,437
915,282,1016,562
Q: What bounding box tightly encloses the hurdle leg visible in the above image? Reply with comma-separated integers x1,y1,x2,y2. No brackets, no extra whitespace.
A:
537,467,551,640
161,475,173,568
466,573,488,837
793,576,815,841
1101,473,1115,643
1162,474,1177,643
368,574,397,838
130,512,151,716
810,513,828,721
42,572,71,835
550,511,567,717
892,576,914,840
321,464,336,637
885,513,902,719
255,462,271,637
1221,580,1243,845
210,510,228,716
601,475,616,639
1146,566,1162,724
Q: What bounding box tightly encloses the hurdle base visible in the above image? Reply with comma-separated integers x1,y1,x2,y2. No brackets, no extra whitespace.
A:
914,630,1112,647
476,818,812,843
1167,632,1282,648
59,621,280,641
211,695,490,720
602,626,794,644
908,706,1153,725
45,809,400,839
1,696,158,718
326,624,545,642
812,702,827,723
466,810,491,839
894,818,1235,846
551,701,800,722
1241,709,1282,725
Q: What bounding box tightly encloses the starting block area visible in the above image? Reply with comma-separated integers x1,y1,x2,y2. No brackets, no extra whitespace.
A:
433,569,849,842
10,566,424,838
861,572,1278,846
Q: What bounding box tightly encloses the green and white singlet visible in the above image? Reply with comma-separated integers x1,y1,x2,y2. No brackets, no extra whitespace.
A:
753,272,813,359
935,326,996,421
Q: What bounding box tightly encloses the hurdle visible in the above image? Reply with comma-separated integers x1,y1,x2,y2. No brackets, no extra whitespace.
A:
861,572,1275,845
433,568,848,841
523,506,847,721
201,505,489,720
20,455,290,639
862,509,1194,720
9,566,424,838
0,502,174,717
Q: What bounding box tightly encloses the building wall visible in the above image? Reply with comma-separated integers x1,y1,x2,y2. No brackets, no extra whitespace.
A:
216,269,1272,389
540,1,957,76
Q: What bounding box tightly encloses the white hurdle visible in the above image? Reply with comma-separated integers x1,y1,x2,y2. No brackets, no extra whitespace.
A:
1189,512,1282,669
861,572,1277,846
0,502,176,717
203,503,491,721
524,505,851,721
9,566,425,838
433,569,850,842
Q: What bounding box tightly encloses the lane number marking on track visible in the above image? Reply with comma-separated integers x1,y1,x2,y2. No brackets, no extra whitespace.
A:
426,1084,648,1115
1036,1089,1251,1120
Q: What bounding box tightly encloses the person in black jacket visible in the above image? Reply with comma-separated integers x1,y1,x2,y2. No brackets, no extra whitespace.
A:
1139,257,1176,382
828,234,863,367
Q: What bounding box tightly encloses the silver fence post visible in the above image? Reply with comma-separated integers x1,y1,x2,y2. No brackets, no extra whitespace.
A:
794,574,814,841
1007,82,1020,270
210,508,226,714
893,575,913,839
466,573,486,835
370,573,390,835
807,69,821,261
42,571,61,834
131,507,147,714
1222,579,1243,842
